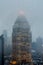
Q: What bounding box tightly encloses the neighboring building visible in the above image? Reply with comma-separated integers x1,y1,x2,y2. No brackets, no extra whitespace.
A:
12,14,33,64
3,30,8,56
31,37,43,63
0,35,4,65
3,30,12,56
31,37,43,54
36,37,43,53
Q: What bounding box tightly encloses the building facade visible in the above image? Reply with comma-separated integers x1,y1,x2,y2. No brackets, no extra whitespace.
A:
12,15,32,64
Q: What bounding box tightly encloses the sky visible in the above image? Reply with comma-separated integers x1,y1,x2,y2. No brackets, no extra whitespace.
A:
0,0,43,41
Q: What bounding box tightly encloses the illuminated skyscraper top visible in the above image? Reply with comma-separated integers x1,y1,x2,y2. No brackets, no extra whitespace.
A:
13,11,30,32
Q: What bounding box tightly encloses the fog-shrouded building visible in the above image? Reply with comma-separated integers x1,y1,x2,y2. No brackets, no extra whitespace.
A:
3,30,8,56
12,14,33,64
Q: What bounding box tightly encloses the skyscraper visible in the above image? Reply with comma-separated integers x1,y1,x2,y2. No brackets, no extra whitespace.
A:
12,13,33,64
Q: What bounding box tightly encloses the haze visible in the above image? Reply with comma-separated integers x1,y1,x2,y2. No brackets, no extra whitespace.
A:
0,0,43,41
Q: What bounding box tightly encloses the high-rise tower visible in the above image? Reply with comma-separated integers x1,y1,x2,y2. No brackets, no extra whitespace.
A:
12,13,33,64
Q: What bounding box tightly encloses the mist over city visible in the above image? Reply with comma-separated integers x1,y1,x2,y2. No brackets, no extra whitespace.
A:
0,0,43,65
0,0,43,41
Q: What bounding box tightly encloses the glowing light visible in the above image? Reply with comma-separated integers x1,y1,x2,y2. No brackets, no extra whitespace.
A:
10,61,17,64
19,10,25,15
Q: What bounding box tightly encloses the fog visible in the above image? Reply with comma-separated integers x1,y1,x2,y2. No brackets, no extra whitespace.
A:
0,0,43,41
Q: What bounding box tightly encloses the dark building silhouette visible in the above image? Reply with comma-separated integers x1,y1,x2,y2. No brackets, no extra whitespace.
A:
0,34,4,65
